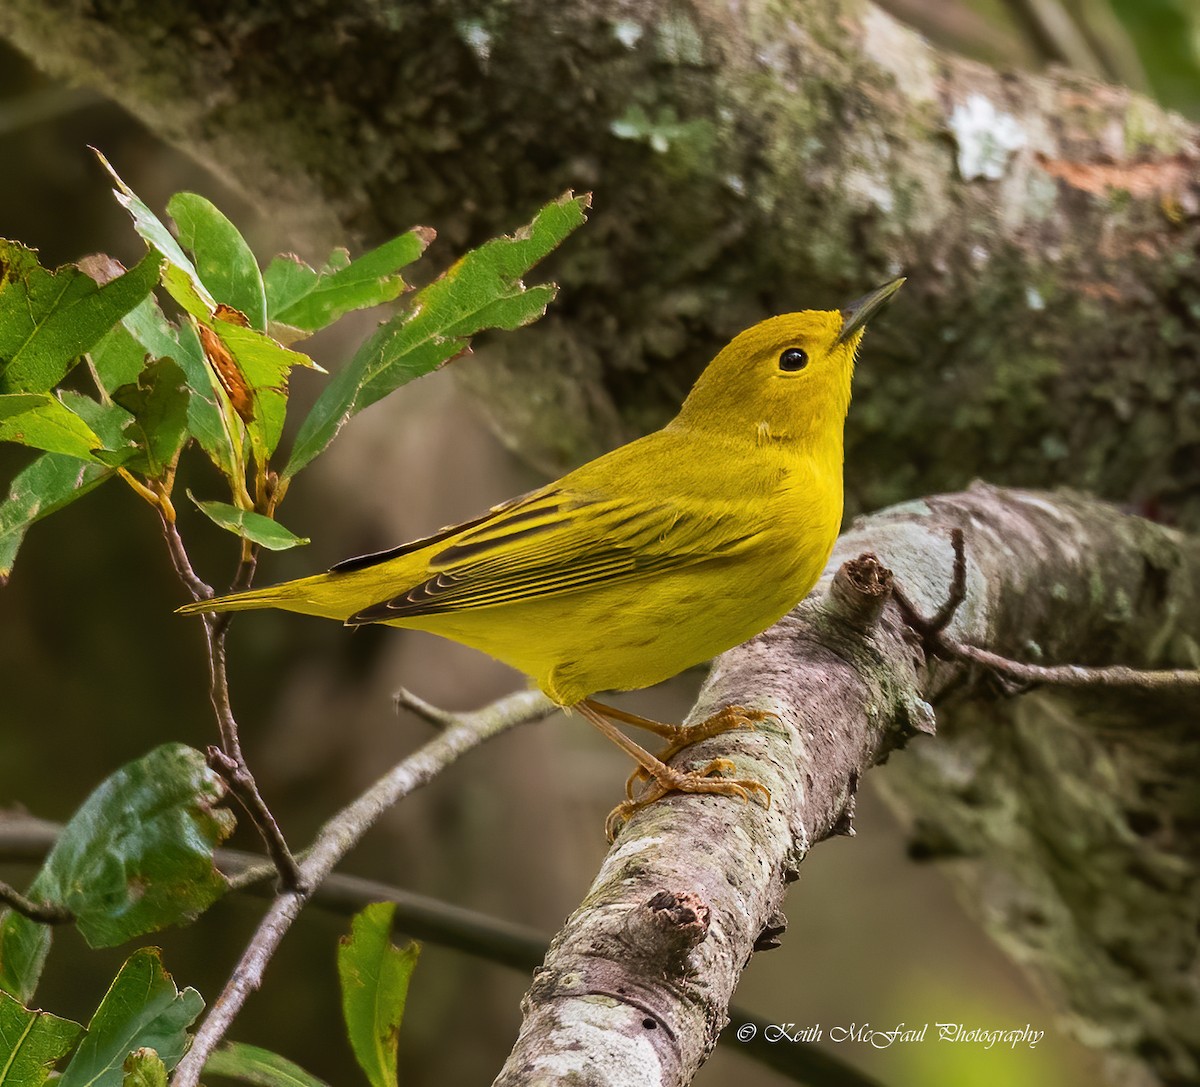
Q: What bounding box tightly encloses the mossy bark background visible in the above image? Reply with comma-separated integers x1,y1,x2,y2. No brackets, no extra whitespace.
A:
1,0,1196,517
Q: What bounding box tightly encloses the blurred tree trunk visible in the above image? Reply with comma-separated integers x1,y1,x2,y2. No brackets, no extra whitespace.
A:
1,0,1197,521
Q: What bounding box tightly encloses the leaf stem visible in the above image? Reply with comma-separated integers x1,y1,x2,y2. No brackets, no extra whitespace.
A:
0,879,73,924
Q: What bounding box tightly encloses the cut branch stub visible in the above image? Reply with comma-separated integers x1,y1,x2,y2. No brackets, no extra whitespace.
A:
828,552,894,631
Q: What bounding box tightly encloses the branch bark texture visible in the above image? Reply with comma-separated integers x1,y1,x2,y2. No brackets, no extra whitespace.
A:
2,1,1198,524
495,484,1199,1087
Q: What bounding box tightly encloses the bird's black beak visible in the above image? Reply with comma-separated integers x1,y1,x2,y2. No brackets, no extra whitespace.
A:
834,276,905,346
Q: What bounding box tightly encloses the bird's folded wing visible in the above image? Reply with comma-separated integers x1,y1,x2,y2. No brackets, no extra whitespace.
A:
345,488,761,624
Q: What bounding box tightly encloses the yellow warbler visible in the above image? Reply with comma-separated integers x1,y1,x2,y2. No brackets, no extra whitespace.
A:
180,278,903,834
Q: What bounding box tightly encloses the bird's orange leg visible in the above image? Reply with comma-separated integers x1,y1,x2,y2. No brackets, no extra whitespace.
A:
583,699,775,800
574,700,771,839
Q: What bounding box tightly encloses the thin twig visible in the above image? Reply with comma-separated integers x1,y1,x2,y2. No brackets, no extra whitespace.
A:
934,639,1200,691
168,687,549,1087
894,528,1200,692
159,511,302,889
0,879,73,924
159,514,212,602
0,812,877,1085
394,686,557,731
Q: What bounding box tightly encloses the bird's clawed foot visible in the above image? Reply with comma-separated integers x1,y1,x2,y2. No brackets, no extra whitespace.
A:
605,755,771,840
623,705,776,799
575,700,775,841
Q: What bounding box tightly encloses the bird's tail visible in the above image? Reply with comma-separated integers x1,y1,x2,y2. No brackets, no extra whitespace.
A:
175,572,352,621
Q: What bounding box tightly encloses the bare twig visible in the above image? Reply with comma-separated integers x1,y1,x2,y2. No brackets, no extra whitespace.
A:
394,686,556,731
159,513,212,602
933,639,1200,691
159,511,302,890
895,527,1200,692
168,687,544,1087
0,879,72,924
0,811,877,1086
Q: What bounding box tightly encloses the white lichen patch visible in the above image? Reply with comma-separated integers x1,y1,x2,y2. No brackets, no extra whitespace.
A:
860,3,938,104
656,11,704,65
455,18,492,63
949,94,1026,181
612,19,643,49
534,999,664,1082
594,834,665,885
841,166,895,214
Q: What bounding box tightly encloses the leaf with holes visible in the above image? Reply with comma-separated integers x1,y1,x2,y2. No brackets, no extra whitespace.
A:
58,950,202,1087
0,240,161,395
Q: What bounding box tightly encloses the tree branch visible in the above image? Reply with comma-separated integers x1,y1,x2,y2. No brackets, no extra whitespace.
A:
0,878,72,924
168,686,551,1087
0,810,882,1087
496,485,1200,1087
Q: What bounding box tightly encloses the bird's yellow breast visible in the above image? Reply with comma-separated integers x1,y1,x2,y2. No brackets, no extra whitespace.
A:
396,440,842,705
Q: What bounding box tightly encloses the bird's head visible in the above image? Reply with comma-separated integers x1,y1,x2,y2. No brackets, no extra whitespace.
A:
675,278,904,445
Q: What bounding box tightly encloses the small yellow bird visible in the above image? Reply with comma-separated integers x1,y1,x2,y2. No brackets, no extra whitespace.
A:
181,279,903,834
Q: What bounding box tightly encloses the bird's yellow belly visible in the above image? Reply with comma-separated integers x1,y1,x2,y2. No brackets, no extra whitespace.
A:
395,534,832,706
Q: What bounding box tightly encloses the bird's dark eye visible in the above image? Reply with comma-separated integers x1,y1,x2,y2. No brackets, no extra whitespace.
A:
778,347,808,372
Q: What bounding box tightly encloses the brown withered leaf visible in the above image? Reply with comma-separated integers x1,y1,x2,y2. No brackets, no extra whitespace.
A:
197,322,254,424
213,302,249,327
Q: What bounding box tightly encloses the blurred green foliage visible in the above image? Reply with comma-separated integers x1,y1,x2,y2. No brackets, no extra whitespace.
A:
1112,0,1200,116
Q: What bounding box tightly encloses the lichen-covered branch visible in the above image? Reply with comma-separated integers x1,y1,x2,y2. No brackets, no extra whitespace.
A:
496,485,1200,1087
1,1,1198,524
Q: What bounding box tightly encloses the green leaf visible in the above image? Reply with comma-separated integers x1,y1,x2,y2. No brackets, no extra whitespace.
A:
204,1044,329,1087
264,228,433,337
93,151,214,322
188,494,309,551
0,452,111,583
0,240,162,395
283,192,589,479
112,358,190,479
118,295,237,483
168,193,267,332
0,394,104,461
337,903,418,1087
121,1049,167,1087
58,949,203,1087
87,323,149,397
58,393,138,469
0,918,50,1008
0,990,83,1087
25,744,234,949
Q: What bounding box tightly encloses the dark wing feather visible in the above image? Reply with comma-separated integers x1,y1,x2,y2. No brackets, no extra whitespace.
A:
345,492,760,626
